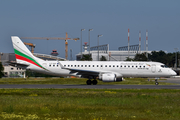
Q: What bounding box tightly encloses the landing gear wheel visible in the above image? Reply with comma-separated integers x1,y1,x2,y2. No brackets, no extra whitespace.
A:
92,80,98,85
155,82,159,85
86,80,92,85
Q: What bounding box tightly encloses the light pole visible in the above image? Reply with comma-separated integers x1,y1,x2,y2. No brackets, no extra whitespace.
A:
0,52,3,63
88,29,93,56
81,29,85,59
97,34,103,61
174,48,178,69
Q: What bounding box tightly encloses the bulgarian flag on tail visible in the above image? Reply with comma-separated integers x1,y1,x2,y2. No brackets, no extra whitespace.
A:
14,49,47,70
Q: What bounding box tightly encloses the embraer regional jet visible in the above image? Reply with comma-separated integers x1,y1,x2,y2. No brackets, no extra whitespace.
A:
11,36,176,85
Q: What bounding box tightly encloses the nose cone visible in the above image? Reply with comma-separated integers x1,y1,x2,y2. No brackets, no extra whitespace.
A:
170,70,177,76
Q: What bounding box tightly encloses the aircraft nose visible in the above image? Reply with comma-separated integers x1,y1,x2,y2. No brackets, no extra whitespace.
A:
170,70,177,76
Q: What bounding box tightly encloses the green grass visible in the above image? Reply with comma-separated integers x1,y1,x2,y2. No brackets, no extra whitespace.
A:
0,77,175,85
0,89,180,120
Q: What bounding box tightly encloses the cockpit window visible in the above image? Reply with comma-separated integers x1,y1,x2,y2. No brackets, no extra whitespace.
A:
161,65,168,68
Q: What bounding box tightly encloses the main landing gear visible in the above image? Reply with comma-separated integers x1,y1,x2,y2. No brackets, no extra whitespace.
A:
155,78,159,85
86,79,98,85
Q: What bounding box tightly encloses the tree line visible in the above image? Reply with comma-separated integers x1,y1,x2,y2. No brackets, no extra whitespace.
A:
126,50,179,67
0,62,4,78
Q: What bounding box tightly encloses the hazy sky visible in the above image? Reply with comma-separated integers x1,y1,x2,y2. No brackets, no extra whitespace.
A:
0,0,180,60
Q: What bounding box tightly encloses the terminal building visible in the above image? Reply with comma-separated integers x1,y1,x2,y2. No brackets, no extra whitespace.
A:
76,29,151,61
76,43,152,61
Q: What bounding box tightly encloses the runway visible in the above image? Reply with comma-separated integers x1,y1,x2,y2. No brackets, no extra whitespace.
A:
0,84,180,89
0,78,180,89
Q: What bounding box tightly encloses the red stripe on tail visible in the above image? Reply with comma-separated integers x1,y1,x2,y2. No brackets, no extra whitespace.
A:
15,54,42,68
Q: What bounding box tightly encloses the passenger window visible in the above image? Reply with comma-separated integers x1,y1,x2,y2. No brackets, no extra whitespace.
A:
85,65,87,67
117,65,119,67
105,65,107,67
75,65,76,67
124,66,126,67
64,65,66,67
101,65,103,67
97,65,99,67
89,65,90,67
93,65,94,67
81,65,83,67
49,65,51,67
71,65,73,67
57,65,58,67
78,65,80,67
132,66,134,68
53,65,55,67
113,65,115,67
68,65,70,67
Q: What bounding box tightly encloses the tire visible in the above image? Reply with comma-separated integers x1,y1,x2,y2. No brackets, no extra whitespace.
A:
86,80,92,85
92,80,98,85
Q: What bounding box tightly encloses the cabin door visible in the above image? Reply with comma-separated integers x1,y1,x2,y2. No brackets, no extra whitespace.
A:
151,64,156,73
42,63,47,68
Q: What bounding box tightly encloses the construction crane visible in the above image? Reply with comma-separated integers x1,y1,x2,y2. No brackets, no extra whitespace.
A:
21,32,79,60
23,42,35,53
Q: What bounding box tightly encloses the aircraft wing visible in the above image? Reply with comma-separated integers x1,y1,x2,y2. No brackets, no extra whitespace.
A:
58,61,121,77
67,68,123,79
68,68,100,74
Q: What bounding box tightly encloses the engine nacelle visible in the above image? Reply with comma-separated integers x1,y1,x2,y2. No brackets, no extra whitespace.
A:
99,73,123,82
102,73,116,82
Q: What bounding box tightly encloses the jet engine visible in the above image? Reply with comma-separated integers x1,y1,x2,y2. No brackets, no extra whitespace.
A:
99,73,123,82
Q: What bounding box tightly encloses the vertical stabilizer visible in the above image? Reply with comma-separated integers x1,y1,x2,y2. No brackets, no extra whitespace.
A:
11,36,45,68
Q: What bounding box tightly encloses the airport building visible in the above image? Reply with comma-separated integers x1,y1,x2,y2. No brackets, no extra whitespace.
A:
76,29,151,61
76,43,152,61
0,53,25,77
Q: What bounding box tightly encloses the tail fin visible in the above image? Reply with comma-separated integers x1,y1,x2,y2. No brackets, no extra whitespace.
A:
11,36,44,68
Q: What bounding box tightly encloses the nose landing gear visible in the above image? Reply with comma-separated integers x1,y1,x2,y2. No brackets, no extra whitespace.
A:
155,78,159,85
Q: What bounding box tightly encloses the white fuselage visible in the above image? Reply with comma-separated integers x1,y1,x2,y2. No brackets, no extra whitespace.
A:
26,61,176,78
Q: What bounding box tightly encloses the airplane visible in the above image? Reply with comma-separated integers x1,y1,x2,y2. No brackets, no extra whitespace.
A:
11,36,177,85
